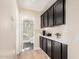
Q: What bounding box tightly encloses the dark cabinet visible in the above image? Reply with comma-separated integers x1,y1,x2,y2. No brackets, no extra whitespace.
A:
40,36,67,59
40,36,43,49
53,0,65,26
42,37,47,53
47,39,52,57
62,44,68,59
41,0,65,28
40,37,47,53
52,40,62,59
43,12,48,27
41,15,44,28
48,7,54,27
41,12,48,28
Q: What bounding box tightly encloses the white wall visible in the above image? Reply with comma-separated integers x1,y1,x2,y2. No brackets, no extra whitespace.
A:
0,0,19,59
66,0,79,59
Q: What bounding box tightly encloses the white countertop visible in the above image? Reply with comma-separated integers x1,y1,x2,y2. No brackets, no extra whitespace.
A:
40,35,68,45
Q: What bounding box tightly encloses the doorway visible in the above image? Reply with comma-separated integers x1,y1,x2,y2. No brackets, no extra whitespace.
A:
22,19,34,51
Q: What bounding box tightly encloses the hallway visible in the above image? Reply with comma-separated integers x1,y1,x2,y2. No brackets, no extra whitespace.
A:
18,49,50,59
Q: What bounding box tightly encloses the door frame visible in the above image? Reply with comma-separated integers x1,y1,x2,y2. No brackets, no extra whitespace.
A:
16,14,35,54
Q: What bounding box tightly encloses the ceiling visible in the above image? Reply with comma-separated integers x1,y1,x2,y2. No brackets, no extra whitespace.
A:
18,0,57,12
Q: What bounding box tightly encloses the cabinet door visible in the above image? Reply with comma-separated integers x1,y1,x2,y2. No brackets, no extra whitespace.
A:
62,44,68,59
54,0,65,26
52,40,62,59
40,36,43,49
43,12,48,27
48,7,54,27
47,39,52,57
42,38,47,53
41,15,44,28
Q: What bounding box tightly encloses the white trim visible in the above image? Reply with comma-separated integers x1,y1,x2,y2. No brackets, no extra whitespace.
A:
16,13,36,54
16,14,20,55
21,14,35,52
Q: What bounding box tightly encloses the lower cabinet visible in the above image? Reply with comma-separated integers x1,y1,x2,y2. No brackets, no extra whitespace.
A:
52,40,62,59
62,44,68,59
47,39,52,57
40,36,68,59
40,36,43,49
42,37,47,53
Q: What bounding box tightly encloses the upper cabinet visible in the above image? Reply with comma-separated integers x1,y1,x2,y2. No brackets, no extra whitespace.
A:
62,44,68,59
41,11,48,28
53,0,65,26
41,0,65,28
48,6,54,27
41,15,44,28
43,12,48,27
